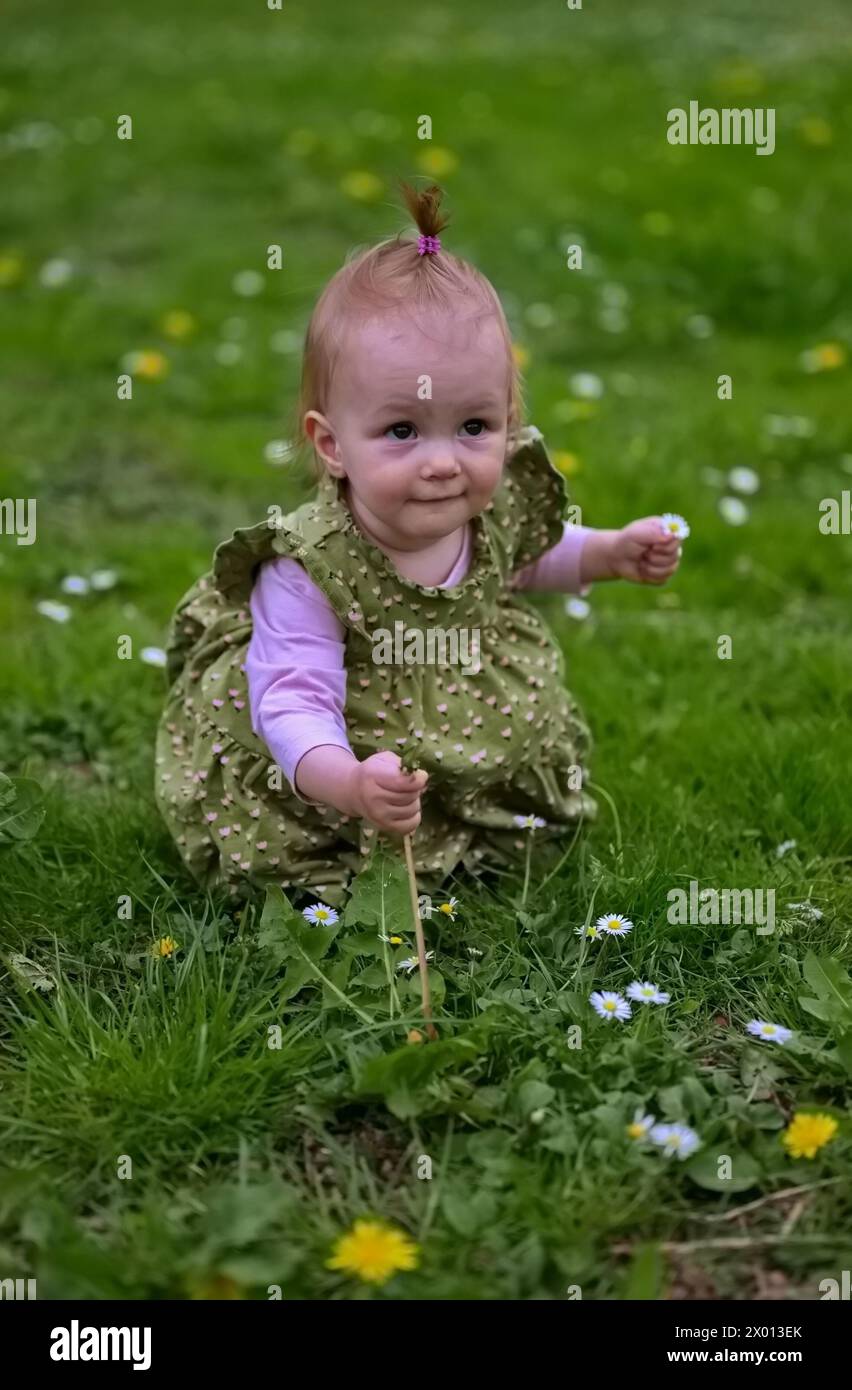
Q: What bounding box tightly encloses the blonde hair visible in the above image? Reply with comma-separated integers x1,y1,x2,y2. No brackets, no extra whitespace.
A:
292,180,524,468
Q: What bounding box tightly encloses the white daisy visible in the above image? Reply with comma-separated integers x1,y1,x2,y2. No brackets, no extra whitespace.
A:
140,646,168,667
302,902,339,926
232,269,264,297
36,600,71,623
775,839,797,859
436,897,459,919
596,913,634,937
514,814,547,830
466,946,484,958
90,569,118,590
569,371,604,399
627,1108,655,1140
728,466,760,495
397,952,434,974
564,596,591,621
576,922,604,940
378,933,405,946
718,495,749,526
627,981,670,1005
649,1123,701,1159
590,990,632,1022
746,1019,793,1045
787,901,823,922
61,574,90,595
659,512,690,540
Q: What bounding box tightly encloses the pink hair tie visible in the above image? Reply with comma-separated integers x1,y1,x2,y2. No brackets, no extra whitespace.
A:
417,234,441,256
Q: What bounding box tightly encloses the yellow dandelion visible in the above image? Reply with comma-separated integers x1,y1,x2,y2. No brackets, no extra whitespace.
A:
813,342,846,371
782,1112,838,1160
0,252,24,287
128,349,169,381
340,170,383,203
160,309,197,341
327,1220,419,1285
151,936,179,958
552,450,581,477
799,116,833,147
416,146,458,178
512,343,530,371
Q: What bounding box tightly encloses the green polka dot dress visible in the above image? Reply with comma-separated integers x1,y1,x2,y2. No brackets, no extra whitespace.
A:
154,427,597,904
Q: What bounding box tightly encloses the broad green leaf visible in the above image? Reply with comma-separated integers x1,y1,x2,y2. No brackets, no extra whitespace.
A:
0,776,46,844
799,996,835,1023
259,886,339,965
802,953,852,1012
351,963,390,991
343,848,413,938
354,1034,480,1100
516,1079,556,1116
835,1033,852,1075
685,1149,762,1193
402,965,445,1008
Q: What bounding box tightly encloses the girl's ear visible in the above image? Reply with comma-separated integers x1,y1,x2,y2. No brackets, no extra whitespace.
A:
304,410,345,476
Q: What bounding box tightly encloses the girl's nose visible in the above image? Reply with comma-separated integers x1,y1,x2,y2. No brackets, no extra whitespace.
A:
422,450,460,478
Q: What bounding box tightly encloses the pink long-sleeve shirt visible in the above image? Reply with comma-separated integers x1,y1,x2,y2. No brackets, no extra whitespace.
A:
246,520,591,793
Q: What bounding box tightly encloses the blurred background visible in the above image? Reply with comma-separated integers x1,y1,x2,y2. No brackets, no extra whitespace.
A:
1,0,851,1300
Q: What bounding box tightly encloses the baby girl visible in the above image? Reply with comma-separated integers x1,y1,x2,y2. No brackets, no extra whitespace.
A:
155,183,680,905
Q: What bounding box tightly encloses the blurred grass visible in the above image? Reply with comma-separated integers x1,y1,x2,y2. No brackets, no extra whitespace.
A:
1,0,851,1300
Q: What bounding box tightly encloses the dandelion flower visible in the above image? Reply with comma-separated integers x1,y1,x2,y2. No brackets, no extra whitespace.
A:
650,1123,701,1159
125,349,169,380
326,1220,419,1285
659,512,690,539
627,1109,655,1140
590,990,632,1022
747,1019,793,1045
340,170,384,203
596,913,634,937
514,814,547,830
782,1112,838,1160
416,146,458,178
627,981,670,1005
151,936,179,958
437,897,458,919
552,450,582,478
799,342,846,374
302,902,338,926
397,952,434,974
160,309,197,340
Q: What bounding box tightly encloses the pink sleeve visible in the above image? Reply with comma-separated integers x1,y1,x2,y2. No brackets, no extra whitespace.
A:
246,556,353,795
510,521,592,594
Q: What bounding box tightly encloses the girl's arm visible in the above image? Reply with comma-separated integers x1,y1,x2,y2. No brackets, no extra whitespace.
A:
511,519,681,590
246,557,353,803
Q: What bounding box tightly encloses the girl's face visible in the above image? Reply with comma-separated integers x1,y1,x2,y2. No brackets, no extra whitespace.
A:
304,309,511,552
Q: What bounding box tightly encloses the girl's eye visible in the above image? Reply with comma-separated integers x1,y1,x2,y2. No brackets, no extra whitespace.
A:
461,419,487,436
385,422,416,440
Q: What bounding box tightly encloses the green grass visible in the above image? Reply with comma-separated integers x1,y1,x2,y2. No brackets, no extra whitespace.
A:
2,0,852,1299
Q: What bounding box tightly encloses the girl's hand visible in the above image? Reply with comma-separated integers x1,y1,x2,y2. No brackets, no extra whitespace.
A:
352,751,428,837
607,517,682,585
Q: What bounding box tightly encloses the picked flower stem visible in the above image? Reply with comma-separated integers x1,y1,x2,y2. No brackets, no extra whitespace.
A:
402,832,438,1041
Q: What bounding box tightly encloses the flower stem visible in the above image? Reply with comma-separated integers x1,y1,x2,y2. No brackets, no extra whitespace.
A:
521,833,533,909
403,833,438,1041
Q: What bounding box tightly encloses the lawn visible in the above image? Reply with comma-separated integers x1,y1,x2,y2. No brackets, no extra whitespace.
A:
1,0,852,1299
